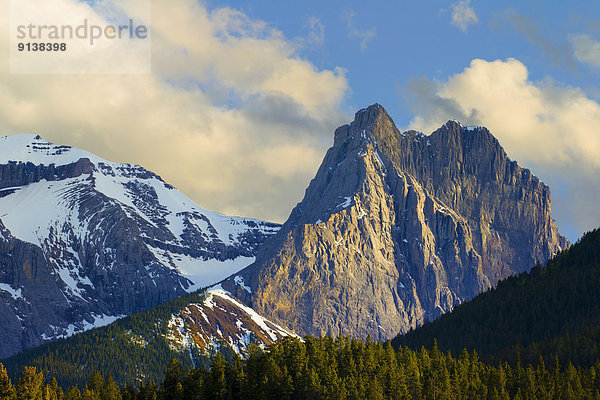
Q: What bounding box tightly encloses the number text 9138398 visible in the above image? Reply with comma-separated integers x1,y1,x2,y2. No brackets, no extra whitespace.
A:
17,42,67,52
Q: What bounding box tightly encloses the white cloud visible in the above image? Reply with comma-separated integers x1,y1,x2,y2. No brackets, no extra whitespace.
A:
305,16,325,46
407,58,600,239
0,0,349,223
342,10,376,51
450,0,479,33
9,0,151,74
570,34,600,68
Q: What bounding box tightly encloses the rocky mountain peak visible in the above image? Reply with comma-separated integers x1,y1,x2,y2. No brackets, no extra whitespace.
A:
223,104,568,341
428,120,506,171
334,103,399,148
351,103,392,134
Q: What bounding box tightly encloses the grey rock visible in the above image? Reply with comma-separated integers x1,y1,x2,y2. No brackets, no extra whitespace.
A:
223,104,568,341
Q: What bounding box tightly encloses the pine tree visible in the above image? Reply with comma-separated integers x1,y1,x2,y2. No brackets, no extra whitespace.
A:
209,352,228,400
0,363,15,400
64,387,81,400
136,381,157,400
80,387,99,400
16,366,44,400
119,385,137,400
43,378,63,400
159,360,183,400
403,350,422,399
101,376,121,400
181,368,206,400
87,372,104,396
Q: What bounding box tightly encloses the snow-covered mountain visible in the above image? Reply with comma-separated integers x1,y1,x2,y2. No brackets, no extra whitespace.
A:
165,287,297,357
0,134,279,358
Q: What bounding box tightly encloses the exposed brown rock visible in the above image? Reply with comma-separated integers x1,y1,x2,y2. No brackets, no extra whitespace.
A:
165,290,295,355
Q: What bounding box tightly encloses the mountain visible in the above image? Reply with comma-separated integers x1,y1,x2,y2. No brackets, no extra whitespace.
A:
9,223,600,395
393,228,600,367
0,134,279,358
165,287,296,356
6,224,600,395
222,104,568,341
2,286,295,388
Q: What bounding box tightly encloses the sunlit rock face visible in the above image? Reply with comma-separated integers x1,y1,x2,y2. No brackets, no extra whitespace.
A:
223,104,568,341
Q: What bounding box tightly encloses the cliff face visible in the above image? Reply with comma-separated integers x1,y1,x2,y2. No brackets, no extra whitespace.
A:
356,108,568,283
223,104,568,340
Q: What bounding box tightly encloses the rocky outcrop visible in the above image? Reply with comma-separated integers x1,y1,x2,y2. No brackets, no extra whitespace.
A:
165,289,297,357
0,157,93,193
0,135,279,358
223,104,568,341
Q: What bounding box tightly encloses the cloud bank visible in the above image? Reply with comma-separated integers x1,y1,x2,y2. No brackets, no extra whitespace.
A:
0,0,349,223
406,58,600,240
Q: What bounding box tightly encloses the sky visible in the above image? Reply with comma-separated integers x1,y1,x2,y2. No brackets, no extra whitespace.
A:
1,0,599,242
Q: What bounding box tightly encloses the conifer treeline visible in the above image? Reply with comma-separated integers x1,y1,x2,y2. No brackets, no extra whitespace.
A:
3,290,208,388
394,228,600,367
3,336,600,400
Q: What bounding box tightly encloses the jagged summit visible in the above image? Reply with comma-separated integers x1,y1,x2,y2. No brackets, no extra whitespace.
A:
334,108,564,279
334,105,501,175
223,104,568,341
334,103,399,147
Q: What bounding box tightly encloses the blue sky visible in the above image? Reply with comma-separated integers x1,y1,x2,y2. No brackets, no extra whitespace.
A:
216,0,600,123
204,0,600,241
1,0,599,241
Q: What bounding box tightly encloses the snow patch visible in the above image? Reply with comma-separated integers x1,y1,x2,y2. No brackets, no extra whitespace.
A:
48,313,125,340
0,134,104,167
0,176,88,246
337,196,352,209
357,209,367,219
209,290,297,341
374,149,386,170
234,275,252,293
56,265,87,300
146,245,255,292
0,283,24,300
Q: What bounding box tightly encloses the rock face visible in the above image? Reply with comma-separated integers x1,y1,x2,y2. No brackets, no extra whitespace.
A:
223,104,568,341
0,135,279,358
166,289,297,357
